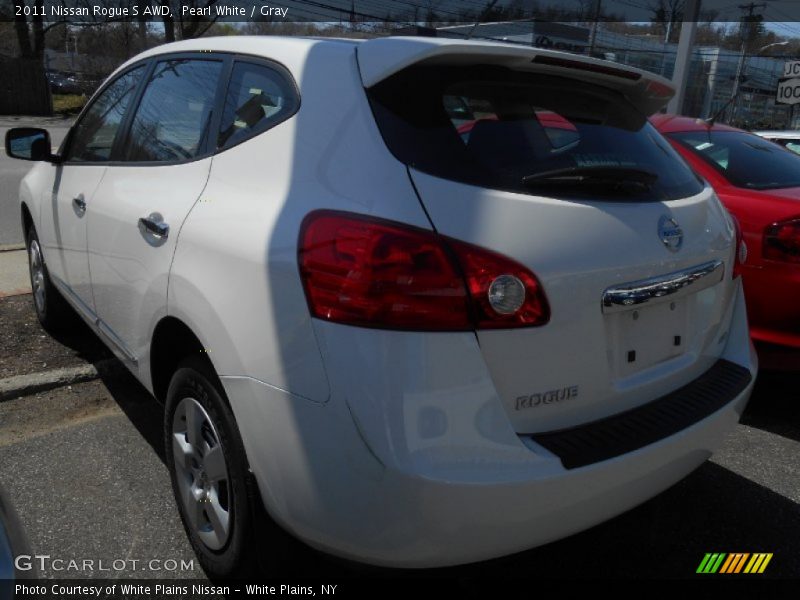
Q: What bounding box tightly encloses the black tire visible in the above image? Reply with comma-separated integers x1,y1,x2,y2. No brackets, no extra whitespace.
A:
26,225,71,331
164,356,306,579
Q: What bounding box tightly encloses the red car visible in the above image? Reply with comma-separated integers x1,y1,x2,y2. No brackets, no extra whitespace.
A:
652,115,800,366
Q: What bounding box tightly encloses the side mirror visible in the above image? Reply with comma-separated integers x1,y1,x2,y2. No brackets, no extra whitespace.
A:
5,128,57,162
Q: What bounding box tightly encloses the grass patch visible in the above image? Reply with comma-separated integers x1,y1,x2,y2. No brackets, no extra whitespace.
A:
52,94,86,114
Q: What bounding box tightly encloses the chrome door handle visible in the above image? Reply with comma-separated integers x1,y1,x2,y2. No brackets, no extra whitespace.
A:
72,196,86,214
138,214,169,239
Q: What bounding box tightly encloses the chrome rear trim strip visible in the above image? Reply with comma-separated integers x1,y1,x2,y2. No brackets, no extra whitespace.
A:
602,260,724,314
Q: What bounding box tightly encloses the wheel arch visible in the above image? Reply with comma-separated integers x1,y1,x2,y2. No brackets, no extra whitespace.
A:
20,202,33,242
150,316,221,404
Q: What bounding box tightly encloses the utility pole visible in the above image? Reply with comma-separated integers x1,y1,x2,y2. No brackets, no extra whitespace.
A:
730,2,766,123
588,0,602,56
667,0,700,115
465,0,499,39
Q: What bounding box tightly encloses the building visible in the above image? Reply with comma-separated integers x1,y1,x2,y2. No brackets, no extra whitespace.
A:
436,20,797,128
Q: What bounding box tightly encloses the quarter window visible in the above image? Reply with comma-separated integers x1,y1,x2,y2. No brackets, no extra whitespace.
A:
785,141,800,154
217,61,299,150
125,59,223,162
65,66,144,162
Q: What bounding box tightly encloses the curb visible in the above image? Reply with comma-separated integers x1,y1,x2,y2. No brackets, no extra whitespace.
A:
0,289,31,299
0,359,121,402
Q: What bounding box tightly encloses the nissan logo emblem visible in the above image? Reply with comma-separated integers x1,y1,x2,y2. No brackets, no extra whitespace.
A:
658,215,683,252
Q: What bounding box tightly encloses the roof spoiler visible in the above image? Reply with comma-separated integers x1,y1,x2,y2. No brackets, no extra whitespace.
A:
357,37,674,115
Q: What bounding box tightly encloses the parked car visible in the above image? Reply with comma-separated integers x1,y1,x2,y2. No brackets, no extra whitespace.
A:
0,486,36,589
753,130,800,155
46,70,100,96
653,115,800,362
46,71,83,95
6,37,755,577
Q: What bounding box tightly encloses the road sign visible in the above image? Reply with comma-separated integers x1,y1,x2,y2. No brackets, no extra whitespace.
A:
784,61,800,78
776,78,800,105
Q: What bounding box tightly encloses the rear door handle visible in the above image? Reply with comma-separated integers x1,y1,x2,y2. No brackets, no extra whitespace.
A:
138,213,169,239
72,196,86,214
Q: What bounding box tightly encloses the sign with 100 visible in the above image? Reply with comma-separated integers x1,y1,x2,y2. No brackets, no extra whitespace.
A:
777,77,800,105
777,63,800,105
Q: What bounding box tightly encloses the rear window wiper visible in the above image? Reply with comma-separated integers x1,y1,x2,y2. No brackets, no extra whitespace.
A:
521,166,659,187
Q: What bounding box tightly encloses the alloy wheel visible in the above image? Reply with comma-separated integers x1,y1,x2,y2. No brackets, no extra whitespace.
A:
171,397,232,551
28,239,46,314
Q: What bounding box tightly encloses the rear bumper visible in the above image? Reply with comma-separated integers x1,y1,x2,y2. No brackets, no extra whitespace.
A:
528,359,751,469
224,374,752,568
223,284,756,568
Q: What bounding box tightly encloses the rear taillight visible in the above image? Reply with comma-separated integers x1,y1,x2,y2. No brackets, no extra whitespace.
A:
298,211,550,331
446,239,550,329
732,216,747,278
763,218,800,264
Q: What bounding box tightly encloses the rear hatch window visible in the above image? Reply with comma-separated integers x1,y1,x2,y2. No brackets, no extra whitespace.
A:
367,66,703,201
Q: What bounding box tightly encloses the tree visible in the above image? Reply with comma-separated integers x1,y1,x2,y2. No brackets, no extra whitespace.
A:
648,0,684,43
160,0,220,42
11,0,150,63
13,0,45,59
694,8,725,47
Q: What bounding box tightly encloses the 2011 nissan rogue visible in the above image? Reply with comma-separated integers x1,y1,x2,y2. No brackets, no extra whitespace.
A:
5,36,756,577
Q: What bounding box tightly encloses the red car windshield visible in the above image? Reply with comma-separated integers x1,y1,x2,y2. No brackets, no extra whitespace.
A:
669,130,800,190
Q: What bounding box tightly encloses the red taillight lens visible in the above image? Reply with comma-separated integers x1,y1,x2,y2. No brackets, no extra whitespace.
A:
763,218,800,264
447,239,550,329
298,211,470,330
298,211,550,331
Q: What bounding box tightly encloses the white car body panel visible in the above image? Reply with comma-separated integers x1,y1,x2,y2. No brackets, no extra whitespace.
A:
409,171,737,432
39,164,106,311
87,159,212,377
170,41,432,402
355,36,674,114
13,35,757,568
221,282,754,568
753,130,800,140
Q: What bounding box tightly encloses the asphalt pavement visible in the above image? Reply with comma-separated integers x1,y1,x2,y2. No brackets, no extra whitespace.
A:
0,117,71,247
0,293,798,580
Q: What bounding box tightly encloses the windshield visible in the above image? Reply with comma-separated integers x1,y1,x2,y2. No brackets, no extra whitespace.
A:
670,130,800,190
367,66,703,201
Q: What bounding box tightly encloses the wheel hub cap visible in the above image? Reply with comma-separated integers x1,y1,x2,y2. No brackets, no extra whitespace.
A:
28,239,45,313
172,397,231,551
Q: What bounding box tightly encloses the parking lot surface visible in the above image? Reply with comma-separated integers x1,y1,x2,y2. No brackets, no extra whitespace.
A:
0,293,798,579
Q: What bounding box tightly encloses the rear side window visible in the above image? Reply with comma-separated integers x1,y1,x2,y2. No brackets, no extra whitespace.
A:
368,66,703,201
65,66,144,162
217,61,299,150
670,130,800,190
785,141,800,154
124,59,223,162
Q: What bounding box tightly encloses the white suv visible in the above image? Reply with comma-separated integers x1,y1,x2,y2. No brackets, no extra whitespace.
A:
6,36,756,577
